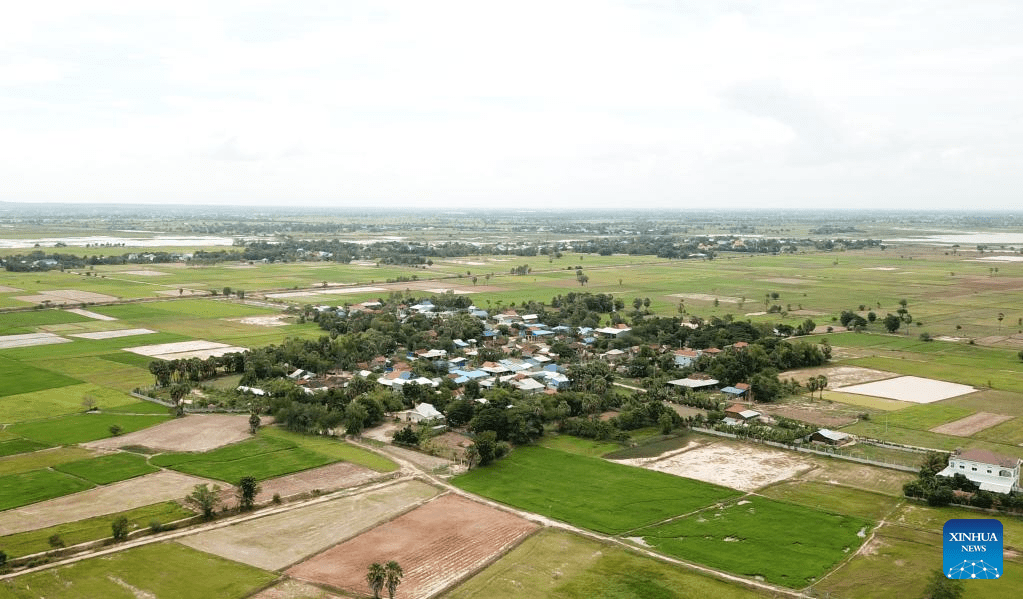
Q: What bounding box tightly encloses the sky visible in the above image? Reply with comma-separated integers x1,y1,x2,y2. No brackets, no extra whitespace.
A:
2,1,1022,210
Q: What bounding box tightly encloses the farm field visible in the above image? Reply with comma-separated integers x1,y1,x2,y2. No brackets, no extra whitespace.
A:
758,480,902,521
83,413,256,453
7,412,171,445
0,542,277,599
453,446,740,535
0,501,194,558
287,493,538,598
0,447,94,476
445,529,772,599
181,480,439,570
52,452,158,485
221,461,381,509
0,471,223,536
537,433,623,458
150,426,395,482
0,469,95,511
635,496,871,588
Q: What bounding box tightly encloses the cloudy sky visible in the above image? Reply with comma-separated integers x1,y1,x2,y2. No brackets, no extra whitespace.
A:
2,1,1021,210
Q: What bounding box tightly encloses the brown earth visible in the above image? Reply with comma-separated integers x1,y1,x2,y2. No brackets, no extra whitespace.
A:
930,412,1013,437
218,461,381,509
179,480,440,571
247,580,343,599
15,290,118,304
287,493,538,598
760,404,857,428
83,414,254,453
787,365,896,387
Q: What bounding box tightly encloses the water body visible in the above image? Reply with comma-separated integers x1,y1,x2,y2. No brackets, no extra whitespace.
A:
887,232,1023,246
0,236,240,249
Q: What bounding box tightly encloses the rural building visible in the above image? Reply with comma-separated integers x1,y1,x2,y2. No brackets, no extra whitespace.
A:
667,377,719,391
938,448,1021,494
402,403,445,424
809,429,853,446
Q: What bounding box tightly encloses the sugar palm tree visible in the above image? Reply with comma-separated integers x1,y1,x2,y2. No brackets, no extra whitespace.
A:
385,561,404,599
366,562,386,599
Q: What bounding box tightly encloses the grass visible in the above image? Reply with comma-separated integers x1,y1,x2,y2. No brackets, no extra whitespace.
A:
151,427,396,481
8,412,170,445
0,356,81,398
0,501,194,558
0,469,95,511
53,452,159,485
820,390,907,411
758,480,902,521
889,502,1023,548
0,383,139,423
840,420,1023,458
103,401,173,414
636,496,871,588
445,529,772,599
99,350,156,368
0,447,95,476
882,403,975,430
453,446,740,535
537,434,623,458
0,541,277,598
602,434,695,460
0,310,90,335
259,427,397,472
0,438,50,458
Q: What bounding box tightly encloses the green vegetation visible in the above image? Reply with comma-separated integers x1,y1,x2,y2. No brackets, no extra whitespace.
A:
0,447,95,476
758,481,901,521
9,413,170,445
152,427,395,481
0,310,90,335
537,434,622,458
0,383,139,422
882,403,974,430
602,434,695,460
453,446,739,534
53,453,158,485
636,496,870,588
0,502,194,558
0,438,50,458
0,542,277,598
446,529,770,599
0,356,81,398
0,469,94,511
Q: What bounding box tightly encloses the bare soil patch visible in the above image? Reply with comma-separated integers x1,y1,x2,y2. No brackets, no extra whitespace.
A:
613,441,813,492
83,414,254,452
122,270,170,276
69,328,157,340
154,288,209,297
0,332,71,349
670,293,741,303
0,471,221,535
789,309,828,316
220,462,381,509
380,444,457,473
863,267,898,271
760,277,807,285
229,315,292,327
265,291,323,299
123,340,247,360
836,376,975,403
0,286,23,293
423,432,473,461
181,480,440,571
16,290,118,304
317,286,386,295
760,404,856,428
287,493,538,598
65,308,118,321
788,365,896,387
664,403,707,418
930,412,1013,437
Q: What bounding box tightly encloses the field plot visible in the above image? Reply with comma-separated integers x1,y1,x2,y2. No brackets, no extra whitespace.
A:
9,412,170,445
453,446,739,534
446,529,770,599
65,307,118,320
636,496,870,588
123,339,248,360
182,480,439,570
230,315,291,326
0,332,71,349
68,328,156,339
0,439,49,458
835,375,975,403
0,310,91,335
225,461,380,508
84,414,255,453
121,269,169,276
930,411,1012,436
52,452,158,485
15,289,118,304
0,469,95,511
249,581,343,599
758,481,901,521
612,440,813,492
788,365,896,387
0,542,276,599
0,447,93,476
800,458,915,496
288,494,538,598
0,471,221,536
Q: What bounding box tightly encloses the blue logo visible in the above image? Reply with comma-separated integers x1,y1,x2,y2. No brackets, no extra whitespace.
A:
943,519,1003,580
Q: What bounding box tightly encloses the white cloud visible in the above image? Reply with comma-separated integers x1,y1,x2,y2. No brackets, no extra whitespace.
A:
1,1,1021,209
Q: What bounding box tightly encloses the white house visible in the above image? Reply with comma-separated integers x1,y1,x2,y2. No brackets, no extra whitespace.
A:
402,402,445,423
938,448,1021,494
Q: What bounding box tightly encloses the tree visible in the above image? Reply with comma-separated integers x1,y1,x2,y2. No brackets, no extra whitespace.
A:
815,375,828,399
169,383,190,417
471,430,498,466
883,313,902,333
345,401,368,437
109,424,123,436
998,312,1005,330
920,451,948,478
237,476,261,511
0,550,6,569
921,568,964,599
186,483,221,520
385,561,404,599
81,394,97,411
366,562,386,599
48,533,65,549
248,412,261,434
111,516,130,541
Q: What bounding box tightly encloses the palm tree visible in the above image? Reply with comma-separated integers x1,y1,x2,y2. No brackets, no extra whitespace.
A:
366,563,386,599
385,561,404,599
